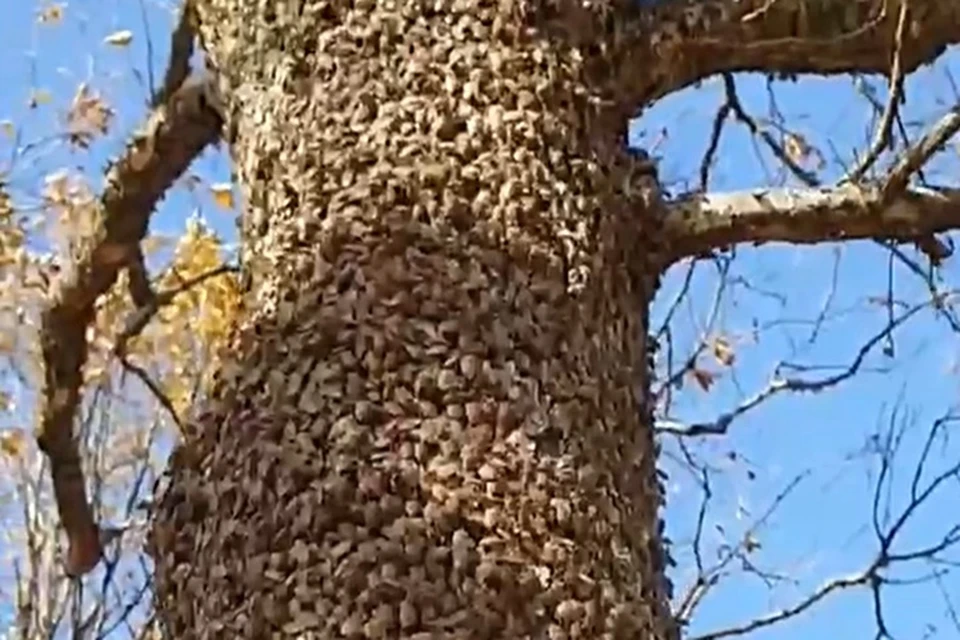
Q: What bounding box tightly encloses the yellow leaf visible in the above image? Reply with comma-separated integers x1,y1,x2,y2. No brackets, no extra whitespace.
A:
210,184,234,210
103,30,134,47
784,132,810,165
712,336,735,367
0,121,14,138
0,429,26,459
151,218,242,422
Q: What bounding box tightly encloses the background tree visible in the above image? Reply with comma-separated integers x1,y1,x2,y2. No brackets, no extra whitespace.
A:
1,0,960,638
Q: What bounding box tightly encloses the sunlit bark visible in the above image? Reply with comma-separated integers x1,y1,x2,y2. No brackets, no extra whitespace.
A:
663,184,960,260
619,0,960,105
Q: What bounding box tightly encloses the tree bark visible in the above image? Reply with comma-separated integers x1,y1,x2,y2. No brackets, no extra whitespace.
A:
145,0,960,637
150,0,674,637
662,183,960,260
620,0,960,105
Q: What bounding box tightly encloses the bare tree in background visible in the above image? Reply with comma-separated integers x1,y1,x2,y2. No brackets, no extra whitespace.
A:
10,0,960,637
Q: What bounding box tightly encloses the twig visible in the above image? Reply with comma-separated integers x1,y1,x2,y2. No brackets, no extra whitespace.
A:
118,356,183,432
699,96,731,191
883,106,960,200
115,263,237,356
675,471,810,625
721,74,821,188
657,299,926,436
137,0,156,101
932,570,960,634
654,260,698,341
654,256,731,408
846,0,911,183
807,246,841,344
688,410,960,640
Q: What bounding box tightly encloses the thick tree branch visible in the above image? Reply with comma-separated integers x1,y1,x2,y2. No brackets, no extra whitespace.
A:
660,94,960,262
36,73,222,577
662,183,960,262
624,0,960,105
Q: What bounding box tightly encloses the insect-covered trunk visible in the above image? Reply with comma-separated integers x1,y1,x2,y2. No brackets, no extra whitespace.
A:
149,0,675,636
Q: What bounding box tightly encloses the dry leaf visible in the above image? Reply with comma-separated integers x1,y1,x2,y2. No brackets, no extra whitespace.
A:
690,367,716,392
103,30,134,47
210,184,234,209
0,121,13,138
66,83,113,147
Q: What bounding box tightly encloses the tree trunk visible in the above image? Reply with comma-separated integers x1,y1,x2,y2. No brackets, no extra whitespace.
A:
150,0,674,637
122,0,960,637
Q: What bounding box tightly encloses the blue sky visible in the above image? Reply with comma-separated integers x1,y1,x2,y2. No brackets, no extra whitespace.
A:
1,1,960,638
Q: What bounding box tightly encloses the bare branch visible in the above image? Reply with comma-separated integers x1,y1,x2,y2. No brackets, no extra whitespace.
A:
883,106,960,199
721,73,822,188
117,358,183,432
663,183,960,262
846,0,911,183
657,299,927,436
687,566,875,640
674,470,810,625
109,262,238,434
626,0,960,105
36,64,222,577
685,409,960,640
